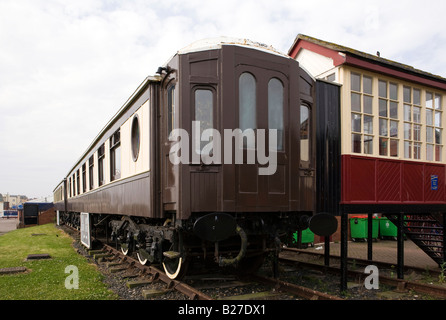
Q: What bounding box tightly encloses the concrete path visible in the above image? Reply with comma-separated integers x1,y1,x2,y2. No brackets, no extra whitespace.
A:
0,218,18,236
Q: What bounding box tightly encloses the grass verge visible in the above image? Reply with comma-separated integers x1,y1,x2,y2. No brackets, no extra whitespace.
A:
0,223,118,300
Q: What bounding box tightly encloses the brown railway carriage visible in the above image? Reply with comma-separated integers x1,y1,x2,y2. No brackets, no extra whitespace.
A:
163,40,317,218
53,38,337,278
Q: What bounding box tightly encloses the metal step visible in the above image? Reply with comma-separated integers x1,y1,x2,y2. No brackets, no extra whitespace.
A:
384,213,445,267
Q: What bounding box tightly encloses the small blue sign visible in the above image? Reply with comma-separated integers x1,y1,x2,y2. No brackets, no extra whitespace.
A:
431,175,438,190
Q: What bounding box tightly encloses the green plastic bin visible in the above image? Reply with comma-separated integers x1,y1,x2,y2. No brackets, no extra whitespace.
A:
292,228,314,245
350,216,379,241
379,217,397,238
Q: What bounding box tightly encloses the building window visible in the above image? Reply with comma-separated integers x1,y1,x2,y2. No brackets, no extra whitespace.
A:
426,91,442,161
195,89,213,154
351,73,374,154
268,78,284,151
98,144,105,186
326,73,336,82
378,80,398,157
82,163,86,193
403,87,422,159
349,71,444,162
110,129,121,181
131,115,140,162
239,72,256,148
89,155,94,190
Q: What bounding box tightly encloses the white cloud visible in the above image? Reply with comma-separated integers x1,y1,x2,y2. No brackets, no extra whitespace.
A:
1,0,446,197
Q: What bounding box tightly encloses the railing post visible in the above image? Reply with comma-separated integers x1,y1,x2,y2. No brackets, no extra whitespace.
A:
340,207,348,293
397,213,404,279
367,212,373,261
324,235,330,267
443,213,446,265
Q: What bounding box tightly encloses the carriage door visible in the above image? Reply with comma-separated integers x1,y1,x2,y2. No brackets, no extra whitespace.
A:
236,67,289,209
299,103,314,211
162,80,178,211
298,71,316,212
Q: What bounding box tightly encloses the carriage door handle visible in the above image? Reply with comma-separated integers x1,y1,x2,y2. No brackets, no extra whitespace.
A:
302,167,314,177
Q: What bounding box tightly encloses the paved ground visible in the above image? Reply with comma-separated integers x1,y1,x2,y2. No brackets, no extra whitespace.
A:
0,218,18,236
304,239,441,271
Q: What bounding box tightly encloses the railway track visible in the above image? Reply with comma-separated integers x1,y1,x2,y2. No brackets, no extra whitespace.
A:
91,243,342,300
281,247,446,299
61,224,342,301
61,224,446,300
283,247,443,278
98,243,212,300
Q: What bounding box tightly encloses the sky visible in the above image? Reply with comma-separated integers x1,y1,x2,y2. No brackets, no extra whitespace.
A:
1,0,446,199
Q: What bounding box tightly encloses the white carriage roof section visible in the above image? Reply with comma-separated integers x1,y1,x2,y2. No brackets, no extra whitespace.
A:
58,75,161,185
177,36,290,58
93,74,160,147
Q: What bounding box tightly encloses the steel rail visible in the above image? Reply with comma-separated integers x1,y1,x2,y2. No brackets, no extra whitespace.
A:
251,274,343,300
282,247,441,277
279,255,446,299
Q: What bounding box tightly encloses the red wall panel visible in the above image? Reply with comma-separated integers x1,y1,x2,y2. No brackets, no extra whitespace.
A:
342,155,446,204
402,162,423,202
377,160,401,202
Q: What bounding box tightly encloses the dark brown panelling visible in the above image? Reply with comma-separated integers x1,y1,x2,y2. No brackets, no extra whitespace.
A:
66,172,152,217
54,202,64,211
268,164,285,194
238,164,258,193
167,45,316,218
190,172,218,212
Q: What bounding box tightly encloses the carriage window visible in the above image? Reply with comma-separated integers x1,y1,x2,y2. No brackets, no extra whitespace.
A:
76,169,80,195
110,129,121,181
167,85,175,137
239,73,256,148
82,163,86,193
131,115,140,161
72,174,76,196
89,156,94,190
300,104,310,162
268,78,284,151
98,144,105,186
195,89,213,153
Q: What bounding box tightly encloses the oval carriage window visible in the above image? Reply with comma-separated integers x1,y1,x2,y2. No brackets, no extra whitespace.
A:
131,115,140,161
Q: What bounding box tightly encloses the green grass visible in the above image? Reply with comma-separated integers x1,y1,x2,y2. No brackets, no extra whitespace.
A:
0,223,118,300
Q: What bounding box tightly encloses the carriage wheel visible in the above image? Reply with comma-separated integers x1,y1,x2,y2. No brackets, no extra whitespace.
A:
137,249,149,265
120,243,129,255
163,256,184,279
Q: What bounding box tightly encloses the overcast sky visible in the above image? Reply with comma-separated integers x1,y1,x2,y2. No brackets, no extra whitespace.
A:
1,0,446,199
